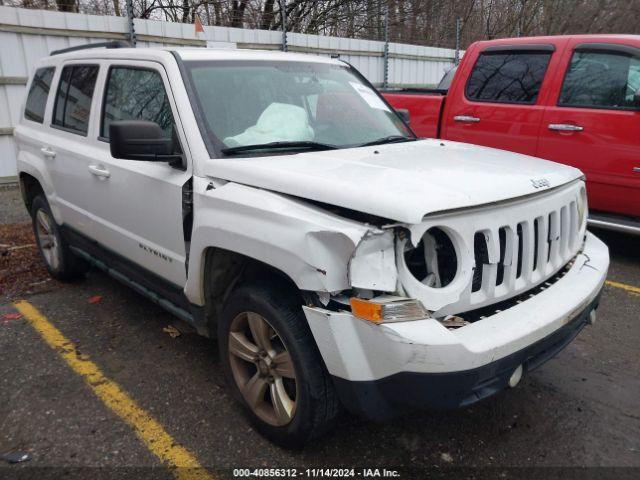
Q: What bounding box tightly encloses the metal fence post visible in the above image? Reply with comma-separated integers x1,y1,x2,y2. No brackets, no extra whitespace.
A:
280,0,288,52
126,0,136,46
454,17,461,65
383,3,389,88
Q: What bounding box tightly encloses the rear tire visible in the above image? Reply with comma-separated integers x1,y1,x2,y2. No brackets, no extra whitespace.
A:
218,281,340,448
31,195,87,281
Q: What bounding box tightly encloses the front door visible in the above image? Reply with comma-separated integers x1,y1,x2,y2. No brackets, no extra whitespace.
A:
537,41,640,218
83,61,191,286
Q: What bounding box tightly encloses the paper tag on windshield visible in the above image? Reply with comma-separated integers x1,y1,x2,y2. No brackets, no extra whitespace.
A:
350,82,390,111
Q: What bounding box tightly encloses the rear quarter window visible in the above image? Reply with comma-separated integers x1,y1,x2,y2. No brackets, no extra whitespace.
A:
24,67,55,123
466,51,552,104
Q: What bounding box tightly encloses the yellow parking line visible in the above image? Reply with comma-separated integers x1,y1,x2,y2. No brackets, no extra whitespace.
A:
605,280,640,296
14,300,214,480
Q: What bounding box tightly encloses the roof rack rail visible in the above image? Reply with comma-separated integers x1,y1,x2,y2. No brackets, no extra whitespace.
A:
50,41,131,56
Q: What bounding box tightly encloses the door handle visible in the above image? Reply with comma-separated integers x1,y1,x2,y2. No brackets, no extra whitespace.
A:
88,165,111,179
454,115,480,123
548,123,584,132
633,167,640,173
40,147,56,158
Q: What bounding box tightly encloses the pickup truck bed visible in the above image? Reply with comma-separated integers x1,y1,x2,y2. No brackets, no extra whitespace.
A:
378,89,445,139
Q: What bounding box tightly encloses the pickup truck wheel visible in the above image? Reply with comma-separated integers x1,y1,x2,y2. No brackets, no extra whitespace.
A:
219,283,340,447
31,195,87,281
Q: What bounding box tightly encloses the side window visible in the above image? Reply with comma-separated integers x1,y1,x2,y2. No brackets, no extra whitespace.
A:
24,67,55,123
559,50,640,109
101,67,174,139
466,51,552,104
52,65,99,135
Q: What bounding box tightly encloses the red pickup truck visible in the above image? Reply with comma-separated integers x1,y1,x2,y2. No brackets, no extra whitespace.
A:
382,35,640,234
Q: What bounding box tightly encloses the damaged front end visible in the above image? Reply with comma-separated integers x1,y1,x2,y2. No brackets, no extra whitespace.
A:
320,179,592,331
303,199,607,419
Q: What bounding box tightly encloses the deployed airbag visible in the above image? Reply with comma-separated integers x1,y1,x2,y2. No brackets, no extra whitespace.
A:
223,103,314,147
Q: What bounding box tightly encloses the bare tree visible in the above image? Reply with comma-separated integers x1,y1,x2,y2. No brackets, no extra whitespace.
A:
5,0,640,49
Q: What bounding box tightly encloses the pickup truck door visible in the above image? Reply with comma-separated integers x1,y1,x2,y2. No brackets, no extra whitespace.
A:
82,61,191,286
442,45,557,156
537,41,640,218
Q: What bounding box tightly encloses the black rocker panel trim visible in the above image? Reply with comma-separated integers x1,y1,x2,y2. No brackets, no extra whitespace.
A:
61,225,208,335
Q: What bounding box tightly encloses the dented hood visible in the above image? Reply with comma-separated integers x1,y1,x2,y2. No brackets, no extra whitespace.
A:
204,138,583,224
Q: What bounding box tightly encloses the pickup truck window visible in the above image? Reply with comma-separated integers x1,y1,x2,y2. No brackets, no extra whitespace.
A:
466,51,551,104
52,65,99,135
183,60,410,156
559,50,640,110
101,67,174,139
24,67,55,123
437,66,457,91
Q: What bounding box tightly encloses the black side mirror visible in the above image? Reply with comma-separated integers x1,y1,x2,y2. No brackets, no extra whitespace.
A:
396,108,410,125
634,88,640,108
109,120,179,162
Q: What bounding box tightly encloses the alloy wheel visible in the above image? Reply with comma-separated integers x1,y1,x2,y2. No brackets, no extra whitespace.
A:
35,209,61,271
228,312,298,426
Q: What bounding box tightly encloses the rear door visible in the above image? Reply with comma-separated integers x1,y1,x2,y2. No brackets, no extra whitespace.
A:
537,41,640,217
81,60,191,286
443,44,558,156
45,62,101,235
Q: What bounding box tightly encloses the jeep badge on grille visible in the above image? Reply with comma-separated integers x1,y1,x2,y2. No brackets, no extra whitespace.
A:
531,178,551,189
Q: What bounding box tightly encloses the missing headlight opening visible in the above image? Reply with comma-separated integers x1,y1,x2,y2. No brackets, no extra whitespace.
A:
404,227,457,288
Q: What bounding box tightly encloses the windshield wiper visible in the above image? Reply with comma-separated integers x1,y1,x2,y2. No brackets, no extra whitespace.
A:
221,141,339,155
357,135,417,147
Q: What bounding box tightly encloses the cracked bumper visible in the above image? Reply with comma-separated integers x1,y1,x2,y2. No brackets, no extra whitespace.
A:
303,232,609,419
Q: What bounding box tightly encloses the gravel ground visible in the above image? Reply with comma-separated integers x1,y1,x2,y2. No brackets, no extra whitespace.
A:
0,187,638,480
0,184,30,225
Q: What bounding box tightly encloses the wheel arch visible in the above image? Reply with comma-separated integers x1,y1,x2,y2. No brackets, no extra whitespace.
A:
201,246,306,338
19,171,45,214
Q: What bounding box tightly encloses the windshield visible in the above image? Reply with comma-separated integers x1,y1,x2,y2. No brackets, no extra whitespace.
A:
183,60,413,156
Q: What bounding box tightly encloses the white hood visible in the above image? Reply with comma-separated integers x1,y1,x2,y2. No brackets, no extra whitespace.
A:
204,138,583,224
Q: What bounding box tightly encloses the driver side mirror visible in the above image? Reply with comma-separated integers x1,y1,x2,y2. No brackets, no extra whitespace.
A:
634,88,640,109
395,108,410,125
110,120,181,163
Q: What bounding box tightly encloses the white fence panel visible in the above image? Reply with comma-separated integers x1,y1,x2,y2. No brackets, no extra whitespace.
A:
0,5,458,180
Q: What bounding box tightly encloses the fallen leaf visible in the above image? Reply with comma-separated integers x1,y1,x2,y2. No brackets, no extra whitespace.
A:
0,222,52,301
440,452,454,463
2,313,23,320
88,295,103,304
163,325,181,338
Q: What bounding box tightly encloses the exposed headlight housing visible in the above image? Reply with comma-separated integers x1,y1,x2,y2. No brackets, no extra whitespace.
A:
350,296,430,324
402,227,458,288
397,225,471,313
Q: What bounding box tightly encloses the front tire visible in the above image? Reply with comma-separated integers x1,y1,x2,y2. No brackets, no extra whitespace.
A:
218,281,340,447
31,195,87,281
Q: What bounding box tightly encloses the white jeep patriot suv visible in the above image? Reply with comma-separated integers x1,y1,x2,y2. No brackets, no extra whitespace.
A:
15,42,609,447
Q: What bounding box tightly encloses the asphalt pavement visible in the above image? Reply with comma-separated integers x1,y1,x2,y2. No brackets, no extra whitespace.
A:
0,185,638,479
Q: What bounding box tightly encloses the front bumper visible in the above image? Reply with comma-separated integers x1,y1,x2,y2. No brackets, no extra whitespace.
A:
303,232,609,420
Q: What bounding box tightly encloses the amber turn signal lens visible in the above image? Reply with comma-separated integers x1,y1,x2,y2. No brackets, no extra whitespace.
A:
349,296,429,324
350,297,384,323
